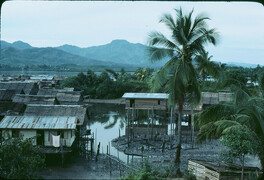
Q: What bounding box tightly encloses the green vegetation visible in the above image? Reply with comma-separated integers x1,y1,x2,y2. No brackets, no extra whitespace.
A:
197,74,264,176
147,7,219,176
61,68,153,99
122,159,196,180
0,137,45,179
220,126,260,180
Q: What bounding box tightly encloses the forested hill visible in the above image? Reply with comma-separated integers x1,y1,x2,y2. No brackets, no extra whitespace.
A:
0,46,128,68
1,40,33,50
56,39,165,66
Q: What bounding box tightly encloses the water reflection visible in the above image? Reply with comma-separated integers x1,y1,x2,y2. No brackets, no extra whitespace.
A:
88,104,128,162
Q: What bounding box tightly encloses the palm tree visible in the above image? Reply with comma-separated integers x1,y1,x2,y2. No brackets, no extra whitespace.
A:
197,86,264,173
194,49,220,81
147,8,219,175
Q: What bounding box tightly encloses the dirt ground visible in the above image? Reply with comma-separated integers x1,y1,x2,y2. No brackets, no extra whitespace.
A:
38,154,124,179
112,134,261,171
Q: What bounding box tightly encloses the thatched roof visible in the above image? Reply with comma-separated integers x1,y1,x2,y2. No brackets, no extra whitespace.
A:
0,82,39,95
37,88,59,96
12,94,58,105
24,104,89,125
37,88,82,104
56,91,83,104
0,101,26,116
0,89,23,101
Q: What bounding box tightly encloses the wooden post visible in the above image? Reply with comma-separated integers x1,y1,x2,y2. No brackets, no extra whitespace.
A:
60,138,64,167
109,142,112,177
127,108,130,147
151,107,154,140
132,106,134,141
107,145,109,155
95,142,100,162
170,107,173,135
191,107,194,148
147,109,149,140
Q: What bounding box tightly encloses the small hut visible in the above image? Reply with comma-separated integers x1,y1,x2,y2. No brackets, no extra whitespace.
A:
56,91,83,105
188,159,261,180
0,82,39,95
122,93,168,110
0,89,23,101
0,116,77,153
201,92,234,105
12,94,59,105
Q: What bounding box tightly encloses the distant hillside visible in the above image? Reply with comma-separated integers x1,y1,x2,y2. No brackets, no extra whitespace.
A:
226,62,262,68
0,47,129,68
57,39,167,67
1,40,33,50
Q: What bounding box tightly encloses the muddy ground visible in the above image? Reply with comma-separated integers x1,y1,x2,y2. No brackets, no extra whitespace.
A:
112,134,261,171
38,154,126,179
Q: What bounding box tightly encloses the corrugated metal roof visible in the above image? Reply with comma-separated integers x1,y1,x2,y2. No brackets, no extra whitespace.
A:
0,116,77,130
122,93,169,100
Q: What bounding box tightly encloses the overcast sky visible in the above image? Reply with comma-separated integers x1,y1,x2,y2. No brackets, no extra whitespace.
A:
1,1,264,65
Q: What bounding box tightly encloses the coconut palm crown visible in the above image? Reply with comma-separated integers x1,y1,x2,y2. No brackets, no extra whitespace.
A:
147,8,219,108
147,7,219,175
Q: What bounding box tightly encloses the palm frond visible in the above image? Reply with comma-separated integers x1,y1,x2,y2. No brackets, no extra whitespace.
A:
197,102,236,126
215,120,242,137
147,47,174,62
159,13,176,32
196,122,217,142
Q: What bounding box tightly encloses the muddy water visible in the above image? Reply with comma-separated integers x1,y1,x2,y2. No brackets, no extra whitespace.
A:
88,104,129,163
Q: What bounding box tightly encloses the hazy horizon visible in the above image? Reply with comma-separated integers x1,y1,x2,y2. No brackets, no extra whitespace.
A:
1,1,264,65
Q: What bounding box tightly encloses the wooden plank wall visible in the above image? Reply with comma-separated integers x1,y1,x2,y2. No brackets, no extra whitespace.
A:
125,99,167,110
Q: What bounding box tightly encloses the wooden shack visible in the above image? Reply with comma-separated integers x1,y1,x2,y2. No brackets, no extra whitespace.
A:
122,93,168,110
0,82,39,95
188,159,261,180
201,92,234,105
24,104,89,126
0,116,77,151
0,89,23,101
56,91,83,105
0,89,26,116
37,88,83,105
12,94,59,105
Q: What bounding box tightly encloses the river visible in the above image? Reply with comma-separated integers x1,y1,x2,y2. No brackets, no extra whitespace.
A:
88,104,130,163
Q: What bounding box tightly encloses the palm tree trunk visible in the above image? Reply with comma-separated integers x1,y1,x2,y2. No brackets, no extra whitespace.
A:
241,154,245,180
175,108,182,177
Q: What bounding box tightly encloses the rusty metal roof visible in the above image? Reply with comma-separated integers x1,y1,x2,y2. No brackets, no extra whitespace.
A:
0,116,77,130
122,93,169,100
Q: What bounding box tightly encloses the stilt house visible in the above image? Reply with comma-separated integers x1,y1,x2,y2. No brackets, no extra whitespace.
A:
122,93,169,110
0,116,77,150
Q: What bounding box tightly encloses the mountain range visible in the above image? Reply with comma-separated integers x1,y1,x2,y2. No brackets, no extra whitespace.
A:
0,40,165,68
0,40,260,69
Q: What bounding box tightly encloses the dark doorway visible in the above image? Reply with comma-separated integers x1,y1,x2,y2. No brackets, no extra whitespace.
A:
37,130,44,146
130,99,135,107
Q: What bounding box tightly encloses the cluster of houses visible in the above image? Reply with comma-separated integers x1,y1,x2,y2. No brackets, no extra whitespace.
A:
0,75,89,154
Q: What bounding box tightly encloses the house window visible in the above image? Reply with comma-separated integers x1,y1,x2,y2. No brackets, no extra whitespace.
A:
12,129,19,138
